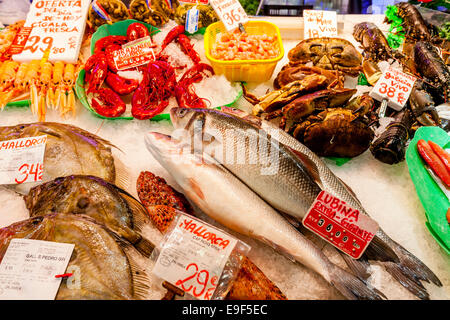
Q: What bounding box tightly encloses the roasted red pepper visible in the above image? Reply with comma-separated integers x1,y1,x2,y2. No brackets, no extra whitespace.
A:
106,72,140,96
417,139,450,188
428,140,450,172
127,23,150,42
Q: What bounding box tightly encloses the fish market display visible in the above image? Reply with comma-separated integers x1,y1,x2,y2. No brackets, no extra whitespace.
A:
0,20,25,61
0,214,150,300
136,171,287,300
174,4,219,30
130,0,177,27
87,0,130,30
25,175,154,257
145,132,385,300
170,107,442,299
0,122,116,194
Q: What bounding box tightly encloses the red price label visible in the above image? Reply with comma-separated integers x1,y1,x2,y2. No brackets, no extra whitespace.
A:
15,162,44,184
8,27,33,55
175,263,218,300
302,191,379,259
113,37,156,71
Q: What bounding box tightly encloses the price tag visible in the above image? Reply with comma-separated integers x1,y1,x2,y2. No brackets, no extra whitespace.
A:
0,136,47,185
210,0,249,32
12,0,90,63
302,191,379,259
152,214,238,300
369,66,417,111
113,36,156,71
185,7,199,34
0,239,74,300
8,27,33,55
303,10,338,38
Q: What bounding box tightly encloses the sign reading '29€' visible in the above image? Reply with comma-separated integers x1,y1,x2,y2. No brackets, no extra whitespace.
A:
210,0,249,31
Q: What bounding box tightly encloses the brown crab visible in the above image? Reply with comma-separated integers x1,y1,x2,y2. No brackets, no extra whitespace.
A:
265,88,357,131
273,65,344,90
288,37,363,76
292,108,374,158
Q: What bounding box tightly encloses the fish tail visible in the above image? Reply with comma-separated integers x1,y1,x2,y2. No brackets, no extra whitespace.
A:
340,252,372,281
134,236,155,258
377,234,442,299
364,235,400,263
329,265,386,300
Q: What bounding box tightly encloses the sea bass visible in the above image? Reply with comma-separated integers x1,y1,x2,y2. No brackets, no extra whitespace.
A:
170,107,442,299
145,132,384,300
0,214,150,300
0,122,116,194
24,175,154,257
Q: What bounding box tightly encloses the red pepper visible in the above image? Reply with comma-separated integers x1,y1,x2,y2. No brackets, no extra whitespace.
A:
417,139,450,188
428,140,450,172
127,23,150,42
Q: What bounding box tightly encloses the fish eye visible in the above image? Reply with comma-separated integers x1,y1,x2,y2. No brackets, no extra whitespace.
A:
177,109,188,118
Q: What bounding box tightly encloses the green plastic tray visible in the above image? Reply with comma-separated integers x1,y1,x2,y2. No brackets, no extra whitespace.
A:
406,126,450,254
76,19,242,122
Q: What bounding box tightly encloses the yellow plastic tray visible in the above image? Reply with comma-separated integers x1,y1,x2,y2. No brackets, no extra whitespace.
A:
204,21,284,83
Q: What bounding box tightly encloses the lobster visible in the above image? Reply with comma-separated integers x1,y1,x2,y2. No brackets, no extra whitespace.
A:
174,63,214,109
131,61,176,120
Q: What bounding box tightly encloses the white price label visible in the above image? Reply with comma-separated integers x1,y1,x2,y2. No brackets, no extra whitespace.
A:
369,66,417,111
304,10,338,38
185,7,199,34
0,136,47,185
12,0,90,63
210,0,249,31
152,214,238,300
0,239,74,300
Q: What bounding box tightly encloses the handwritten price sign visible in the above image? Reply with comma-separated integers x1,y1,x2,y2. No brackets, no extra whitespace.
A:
370,66,416,111
12,0,90,63
210,0,249,31
152,214,238,300
302,191,379,259
0,136,47,185
114,37,156,71
304,10,338,38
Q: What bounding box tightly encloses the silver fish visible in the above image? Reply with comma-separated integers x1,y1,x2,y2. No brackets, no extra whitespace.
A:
170,107,442,300
145,132,384,300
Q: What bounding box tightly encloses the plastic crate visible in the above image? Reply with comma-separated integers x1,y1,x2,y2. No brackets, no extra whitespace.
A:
263,5,313,16
204,20,284,83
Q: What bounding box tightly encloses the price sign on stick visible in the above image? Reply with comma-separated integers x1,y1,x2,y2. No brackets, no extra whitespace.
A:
152,214,241,300
303,10,338,38
210,0,249,31
369,66,417,111
113,36,156,71
0,136,47,185
302,191,379,259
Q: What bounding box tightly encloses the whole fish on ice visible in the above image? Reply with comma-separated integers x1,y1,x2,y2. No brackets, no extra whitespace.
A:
0,214,150,300
145,132,384,300
170,107,442,300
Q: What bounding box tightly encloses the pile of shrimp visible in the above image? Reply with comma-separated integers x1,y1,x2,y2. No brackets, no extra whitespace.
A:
211,30,279,61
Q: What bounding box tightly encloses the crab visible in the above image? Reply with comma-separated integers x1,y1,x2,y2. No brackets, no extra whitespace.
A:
288,37,363,77
273,65,344,90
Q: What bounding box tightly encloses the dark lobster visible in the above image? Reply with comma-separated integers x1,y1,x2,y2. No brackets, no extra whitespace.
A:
370,109,413,165
131,61,176,120
159,26,201,64
174,63,214,109
413,41,450,103
385,3,432,42
409,80,441,127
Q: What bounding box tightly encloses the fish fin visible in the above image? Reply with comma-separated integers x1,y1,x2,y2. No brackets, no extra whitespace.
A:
279,211,301,229
110,232,151,300
340,251,372,281
329,265,386,300
287,147,324,189
364,235,400,263
133,236,155,258
382,262,430,300
114,156,132,191
188,178,205,201
116,188,152,233
260,237,296,263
